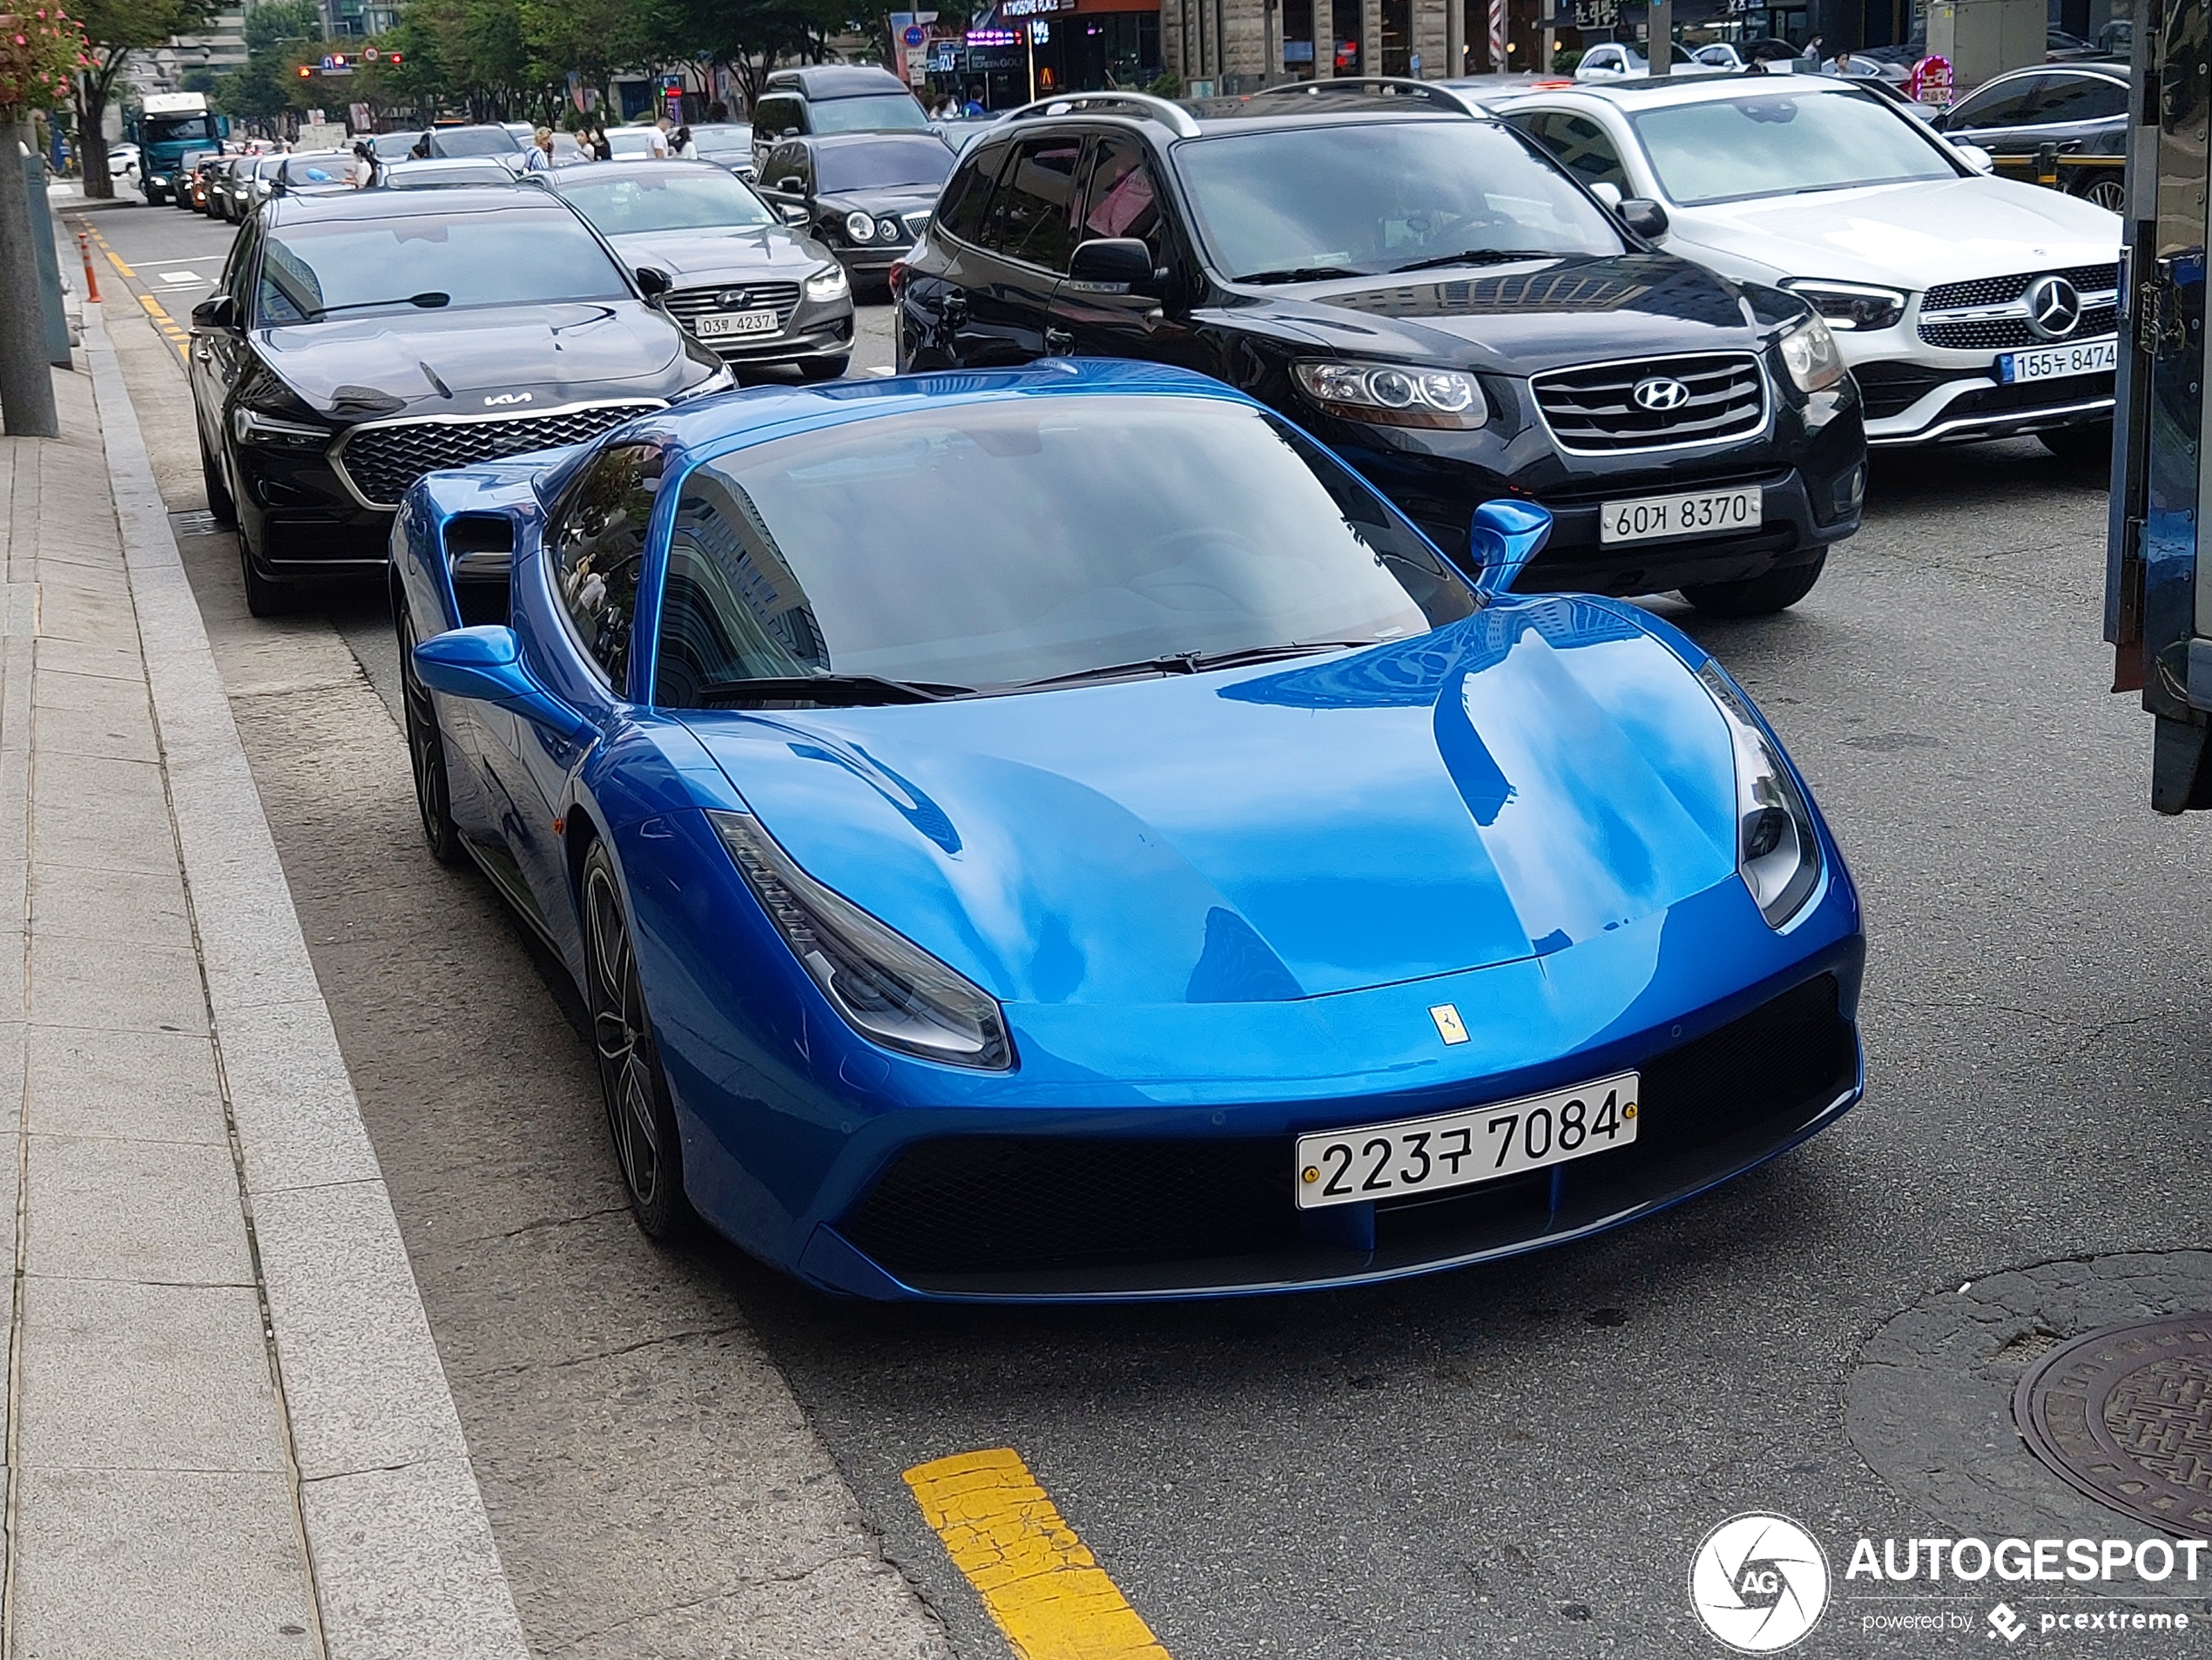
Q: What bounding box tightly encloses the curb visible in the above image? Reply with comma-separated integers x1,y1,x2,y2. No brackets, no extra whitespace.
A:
79,302,534,1660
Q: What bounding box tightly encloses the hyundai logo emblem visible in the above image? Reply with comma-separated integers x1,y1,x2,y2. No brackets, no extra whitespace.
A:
1632,376,1691,413
718,289,752,309
2025,275,2082,341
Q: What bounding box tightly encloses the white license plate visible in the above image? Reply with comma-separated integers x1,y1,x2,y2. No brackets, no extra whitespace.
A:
694,309,780,340
1600,487,1762,546
1996,335,2117,383
1295,1070,1640,1211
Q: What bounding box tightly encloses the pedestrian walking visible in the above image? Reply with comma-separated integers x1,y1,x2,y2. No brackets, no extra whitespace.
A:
524,126,556,172
671,123,694,159
646,115,673,159
349,140,380,188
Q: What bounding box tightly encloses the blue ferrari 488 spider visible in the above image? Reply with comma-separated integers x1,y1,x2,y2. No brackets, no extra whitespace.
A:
394,359,1864,1301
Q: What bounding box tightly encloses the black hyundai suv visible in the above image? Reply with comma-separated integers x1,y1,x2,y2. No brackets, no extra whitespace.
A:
893,92,1866,612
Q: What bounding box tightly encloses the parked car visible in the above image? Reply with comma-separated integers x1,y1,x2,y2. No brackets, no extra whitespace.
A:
205,155,253,221
756,131,955,290
270,151,361,194
371,125,525,166
185,183,729,614
108,142,138,181
536,159,855,379
374,157,523,190
1493,76,2121,457
685,122,757,179
391,358,1865,1299
175,151,223,212
750,64,932,171
1930,61,2129,211
604,125,662,159
895,94,1865,612
1575,42,1725,79
1689,38,1799,70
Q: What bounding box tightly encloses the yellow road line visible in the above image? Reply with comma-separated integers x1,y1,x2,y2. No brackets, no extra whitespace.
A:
904,1447,1170,1660
136,293,190,361
85,227,133,279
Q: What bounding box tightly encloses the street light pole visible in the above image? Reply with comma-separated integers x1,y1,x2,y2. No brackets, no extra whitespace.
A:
0,113,59,437
1649,0,1671,73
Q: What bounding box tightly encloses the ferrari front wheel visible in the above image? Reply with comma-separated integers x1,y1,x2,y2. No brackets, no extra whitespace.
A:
396,608,462,865
583,840,694,1241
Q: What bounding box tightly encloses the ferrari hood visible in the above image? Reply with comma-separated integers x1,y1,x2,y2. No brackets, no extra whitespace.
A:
258,301,687,415
685,597,1744,1008
1665,176,2120,289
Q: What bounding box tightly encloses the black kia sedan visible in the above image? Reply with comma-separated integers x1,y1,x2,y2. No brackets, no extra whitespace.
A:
534,159,856,379
756,132,957,289
894,95,1866,612
187,183,729,614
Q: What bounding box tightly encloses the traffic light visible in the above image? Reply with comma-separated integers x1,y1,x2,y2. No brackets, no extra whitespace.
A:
388,50,401,64
296,63,311,76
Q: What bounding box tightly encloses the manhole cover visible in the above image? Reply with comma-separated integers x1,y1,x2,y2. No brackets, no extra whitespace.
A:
2016,1315,2212,1535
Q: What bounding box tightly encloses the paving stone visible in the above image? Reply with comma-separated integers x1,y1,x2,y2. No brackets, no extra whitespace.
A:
30,860,192,949
27,933,206,1036
25,1134,253,1284
30,697,158,766
25,1024,226,1144
218,998,380,1193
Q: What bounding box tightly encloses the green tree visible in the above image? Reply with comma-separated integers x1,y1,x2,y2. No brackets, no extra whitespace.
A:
211,0,316,125
70,0,216,197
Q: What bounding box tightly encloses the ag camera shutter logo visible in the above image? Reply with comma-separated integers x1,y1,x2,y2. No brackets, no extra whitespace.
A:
1689,1513,1831,1652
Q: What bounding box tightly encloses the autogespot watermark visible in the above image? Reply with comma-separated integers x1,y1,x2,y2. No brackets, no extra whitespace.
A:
1690,1518,2206,1650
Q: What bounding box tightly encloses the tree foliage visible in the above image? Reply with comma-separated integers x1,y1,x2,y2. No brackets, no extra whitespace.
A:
67,0,212,192
0,3,88,112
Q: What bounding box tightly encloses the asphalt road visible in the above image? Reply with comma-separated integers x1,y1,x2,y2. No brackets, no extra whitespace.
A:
70,192,2212,1660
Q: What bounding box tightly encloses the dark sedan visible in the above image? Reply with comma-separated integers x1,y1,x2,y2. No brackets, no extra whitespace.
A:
187,183,729,615
756,132,956,288
894,97,1865,614
536,159,855,379
1931,61,2129,212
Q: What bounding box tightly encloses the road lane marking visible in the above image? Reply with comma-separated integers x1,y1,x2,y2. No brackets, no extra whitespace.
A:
158,270,200,282
904,1447,1170,1659
92,233,132,279
135,293,191,362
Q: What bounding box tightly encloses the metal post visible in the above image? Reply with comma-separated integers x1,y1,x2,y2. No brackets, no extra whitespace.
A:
0,119,59,436
76,228,99,304
1446,0,1464,76
1649,0,1672,72
1264,0,1281,83
1026,23,1037,100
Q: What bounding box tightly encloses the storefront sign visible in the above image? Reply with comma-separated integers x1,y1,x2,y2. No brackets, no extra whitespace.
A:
968,28,1021,44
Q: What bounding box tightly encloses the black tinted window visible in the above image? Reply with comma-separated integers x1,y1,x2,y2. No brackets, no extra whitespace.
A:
984,138,1082,271
1516,112,1629,192
652,395,1469,699
1078,137,1165,260
1946,79,2047,128
2027,73,2128,122
253,206,629,322
550,445,663,692
936,142,1008,242
755,96,805,138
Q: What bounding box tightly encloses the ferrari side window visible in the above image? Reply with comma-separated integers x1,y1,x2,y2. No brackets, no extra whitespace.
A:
654,470,827,708
548,443,664,695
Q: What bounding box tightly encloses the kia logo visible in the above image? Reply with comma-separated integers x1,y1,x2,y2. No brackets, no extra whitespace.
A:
1633,376,1691,413
2025,275,2082,340
482,391,532,407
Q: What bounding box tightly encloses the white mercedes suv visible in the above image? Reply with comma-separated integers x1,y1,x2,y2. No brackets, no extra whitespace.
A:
1488,74,2121,460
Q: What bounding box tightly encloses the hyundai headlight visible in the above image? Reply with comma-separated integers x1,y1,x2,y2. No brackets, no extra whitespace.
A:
1777,313,1846,394
1291,360,1488,429
844,209,875,242
232,408,329,449
804,265,848,303
708,808,1014,1070
1782,279,1905,333
1696,663,1822,928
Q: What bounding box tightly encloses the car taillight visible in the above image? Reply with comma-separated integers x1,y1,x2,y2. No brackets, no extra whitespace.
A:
887,260,907,300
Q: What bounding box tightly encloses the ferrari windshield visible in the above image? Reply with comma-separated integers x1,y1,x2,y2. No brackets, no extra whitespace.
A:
654,395,1474,699
559,167,775,233
253,206,631,321
1628,90,1958,204
1175,120,1623,282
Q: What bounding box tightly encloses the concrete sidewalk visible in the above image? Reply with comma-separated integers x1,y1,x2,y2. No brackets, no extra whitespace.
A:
0,322,529,1657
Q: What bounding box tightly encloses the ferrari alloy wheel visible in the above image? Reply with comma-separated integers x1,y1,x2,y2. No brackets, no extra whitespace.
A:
583,841,693,1240
396,608,463,865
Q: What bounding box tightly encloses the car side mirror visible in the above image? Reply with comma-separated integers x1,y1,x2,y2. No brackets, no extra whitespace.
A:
1467,500,1553,598
1616,198,1669,239
191,293,240,332
633,265,672,300
778,202,809,224
414,626,599,743
1952,143,1995,173
1588,180,1623,209
1066,237,1157,294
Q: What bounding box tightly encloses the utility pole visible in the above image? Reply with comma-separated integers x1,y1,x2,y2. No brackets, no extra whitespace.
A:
1649,0,1672,72
1445,0,1463,77
0,112,60,438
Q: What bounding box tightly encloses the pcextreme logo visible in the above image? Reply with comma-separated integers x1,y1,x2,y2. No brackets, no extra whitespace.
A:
1690,1513,1832,1652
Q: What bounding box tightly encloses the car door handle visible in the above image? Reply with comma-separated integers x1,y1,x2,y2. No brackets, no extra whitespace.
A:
944,294,968,326
1044,327,1073,354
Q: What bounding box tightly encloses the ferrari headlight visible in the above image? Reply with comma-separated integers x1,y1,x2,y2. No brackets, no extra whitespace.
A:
1777,313,1846,394
1697,662,1822,928
1782,279,1905,332
1291,360,1487,429
844,209,875,243
805,265,848,302
232,407,329,449
708,808,1014,1070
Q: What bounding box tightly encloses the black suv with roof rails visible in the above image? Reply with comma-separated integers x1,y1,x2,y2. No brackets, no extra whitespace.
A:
750,64,933,172
892,90,1867,612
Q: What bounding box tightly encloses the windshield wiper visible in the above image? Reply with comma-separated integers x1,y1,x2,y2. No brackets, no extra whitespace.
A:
691,674,975,708
306,291,452,317
1386,248,1565,275
1234,265,1367,285
1013,639,1382,691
